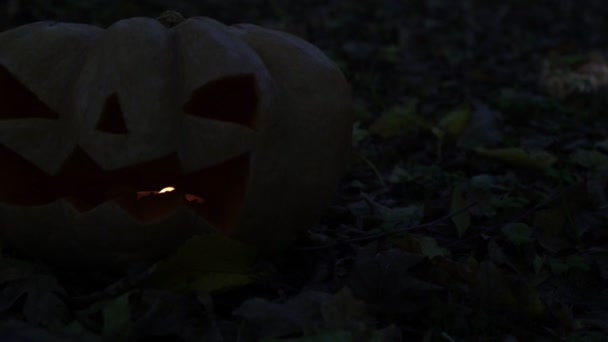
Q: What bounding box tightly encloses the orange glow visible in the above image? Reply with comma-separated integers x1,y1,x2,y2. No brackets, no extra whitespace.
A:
185,193,204,203
134,186,204,203
135,186,176,199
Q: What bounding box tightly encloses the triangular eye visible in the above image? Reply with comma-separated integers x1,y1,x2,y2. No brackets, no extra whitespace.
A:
183,73,258,128
96,92,128,134
0,64,59,119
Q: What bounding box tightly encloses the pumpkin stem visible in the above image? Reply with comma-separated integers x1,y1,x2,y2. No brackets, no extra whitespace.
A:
157,10,185,27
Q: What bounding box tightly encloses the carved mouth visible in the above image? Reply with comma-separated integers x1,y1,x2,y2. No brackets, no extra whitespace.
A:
0,61,259,232
0,145,249,229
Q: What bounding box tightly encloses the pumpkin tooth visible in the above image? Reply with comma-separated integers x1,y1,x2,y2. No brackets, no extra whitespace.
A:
63,196,96,213
105,185,138,215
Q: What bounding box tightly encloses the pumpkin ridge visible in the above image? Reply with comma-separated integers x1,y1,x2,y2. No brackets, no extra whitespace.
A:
0,14,352,269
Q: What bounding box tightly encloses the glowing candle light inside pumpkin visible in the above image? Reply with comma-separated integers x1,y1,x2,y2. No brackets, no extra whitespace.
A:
157,186,175,194
135,186,176,199
135,186,204,203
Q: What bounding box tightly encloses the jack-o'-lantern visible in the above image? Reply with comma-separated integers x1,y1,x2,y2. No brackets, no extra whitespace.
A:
0,12,352,268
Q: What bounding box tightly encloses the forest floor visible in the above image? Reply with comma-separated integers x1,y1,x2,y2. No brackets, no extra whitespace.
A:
1,1,607,341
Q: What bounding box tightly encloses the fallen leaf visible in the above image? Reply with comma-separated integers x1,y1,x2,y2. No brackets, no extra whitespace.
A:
321,287,371,337
569,149,608,171
533,208,573,253
234,290,332,338
369,100,430,138
144,234,256,292
450,184,471,237
102,292,132,340
501,222,533,246
0,275,68,328
396,234,449,259
475,147,556,170
437,106,473,139
348,249,438,316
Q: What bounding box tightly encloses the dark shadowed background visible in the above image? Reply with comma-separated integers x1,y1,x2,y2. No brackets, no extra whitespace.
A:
1,1,608,341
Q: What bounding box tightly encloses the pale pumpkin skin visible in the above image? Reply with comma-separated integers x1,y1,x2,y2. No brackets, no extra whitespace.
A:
0,15,352,268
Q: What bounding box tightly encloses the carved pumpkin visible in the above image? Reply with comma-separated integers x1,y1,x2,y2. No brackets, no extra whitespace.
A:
0,13,352,268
